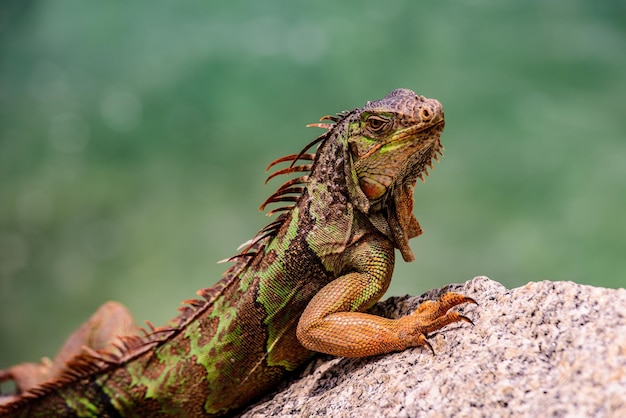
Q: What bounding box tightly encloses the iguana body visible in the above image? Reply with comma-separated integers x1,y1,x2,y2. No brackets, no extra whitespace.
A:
0,89,475,417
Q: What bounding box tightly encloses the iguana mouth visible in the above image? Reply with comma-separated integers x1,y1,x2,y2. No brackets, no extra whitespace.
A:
392,119,444,143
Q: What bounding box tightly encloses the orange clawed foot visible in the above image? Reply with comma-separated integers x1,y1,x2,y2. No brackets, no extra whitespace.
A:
398,292,477,354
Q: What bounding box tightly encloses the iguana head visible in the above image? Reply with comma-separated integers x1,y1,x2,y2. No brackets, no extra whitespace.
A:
349,88,444,203
348,88,445,261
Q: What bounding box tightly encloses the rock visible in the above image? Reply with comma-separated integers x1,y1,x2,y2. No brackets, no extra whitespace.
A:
240,276,626,417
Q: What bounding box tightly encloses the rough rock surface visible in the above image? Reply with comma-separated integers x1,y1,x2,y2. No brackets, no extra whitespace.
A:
240,276,626,417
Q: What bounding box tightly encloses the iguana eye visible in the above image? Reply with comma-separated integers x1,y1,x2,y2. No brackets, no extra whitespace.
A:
366,115,391,134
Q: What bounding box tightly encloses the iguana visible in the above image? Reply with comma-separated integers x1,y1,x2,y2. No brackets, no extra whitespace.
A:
0,88,476,417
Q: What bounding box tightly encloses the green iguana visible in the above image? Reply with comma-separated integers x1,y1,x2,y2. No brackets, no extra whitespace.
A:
0,88,476,417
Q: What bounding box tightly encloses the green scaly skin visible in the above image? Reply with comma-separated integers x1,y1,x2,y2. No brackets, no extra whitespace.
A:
0,89,473,417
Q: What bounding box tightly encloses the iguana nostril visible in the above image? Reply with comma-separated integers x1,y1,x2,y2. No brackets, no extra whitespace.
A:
421,107,432,120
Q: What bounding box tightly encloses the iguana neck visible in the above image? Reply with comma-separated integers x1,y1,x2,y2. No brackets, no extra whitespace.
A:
304,111,426,263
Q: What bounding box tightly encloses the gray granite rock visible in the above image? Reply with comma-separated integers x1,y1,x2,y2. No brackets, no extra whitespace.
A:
240,276,626,417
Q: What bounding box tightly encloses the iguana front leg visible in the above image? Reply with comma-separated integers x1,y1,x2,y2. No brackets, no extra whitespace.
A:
296,236,475,357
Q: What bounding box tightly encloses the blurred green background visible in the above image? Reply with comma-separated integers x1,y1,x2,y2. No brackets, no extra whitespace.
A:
1,1,624,368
